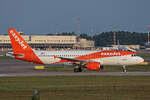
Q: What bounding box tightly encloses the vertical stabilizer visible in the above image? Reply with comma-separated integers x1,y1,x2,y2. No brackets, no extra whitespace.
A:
8,29,43,64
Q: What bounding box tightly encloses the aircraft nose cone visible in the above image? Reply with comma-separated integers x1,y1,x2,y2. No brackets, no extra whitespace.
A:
140,57,144,63
137,57,144,63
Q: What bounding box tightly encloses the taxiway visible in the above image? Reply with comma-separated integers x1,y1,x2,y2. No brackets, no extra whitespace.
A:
0,58,150,76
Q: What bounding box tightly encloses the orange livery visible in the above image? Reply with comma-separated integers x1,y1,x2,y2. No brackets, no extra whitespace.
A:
7,29,144,72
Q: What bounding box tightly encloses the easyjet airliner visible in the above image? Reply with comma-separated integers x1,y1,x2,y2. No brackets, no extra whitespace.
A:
7,29,144,72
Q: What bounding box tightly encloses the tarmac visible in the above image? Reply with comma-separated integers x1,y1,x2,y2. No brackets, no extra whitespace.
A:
0,58,150,77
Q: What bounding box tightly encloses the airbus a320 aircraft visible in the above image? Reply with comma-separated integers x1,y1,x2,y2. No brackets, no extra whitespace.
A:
7,29,144,72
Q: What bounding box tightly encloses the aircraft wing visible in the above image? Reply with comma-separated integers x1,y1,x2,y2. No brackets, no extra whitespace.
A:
58,57,93,64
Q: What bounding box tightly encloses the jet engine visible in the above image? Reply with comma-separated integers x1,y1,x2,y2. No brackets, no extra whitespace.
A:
86,62,103,71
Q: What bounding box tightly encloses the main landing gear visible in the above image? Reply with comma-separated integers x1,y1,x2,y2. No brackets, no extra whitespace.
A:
74,65,82,72
122,65,127,72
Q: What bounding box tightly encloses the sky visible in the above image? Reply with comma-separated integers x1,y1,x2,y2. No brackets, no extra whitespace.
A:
0,0,150,35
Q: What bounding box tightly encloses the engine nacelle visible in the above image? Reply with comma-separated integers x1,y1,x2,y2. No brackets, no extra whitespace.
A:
87,62,102,71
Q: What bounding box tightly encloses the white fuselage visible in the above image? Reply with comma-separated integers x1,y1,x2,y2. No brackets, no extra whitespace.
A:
34,50,144,66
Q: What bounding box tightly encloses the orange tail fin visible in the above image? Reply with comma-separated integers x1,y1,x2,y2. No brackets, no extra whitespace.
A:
8,29,43,64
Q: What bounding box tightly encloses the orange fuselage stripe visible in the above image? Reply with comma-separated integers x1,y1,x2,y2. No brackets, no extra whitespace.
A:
53,50,136,64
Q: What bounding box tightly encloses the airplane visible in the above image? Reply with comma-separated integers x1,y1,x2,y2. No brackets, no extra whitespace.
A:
7,28,144,72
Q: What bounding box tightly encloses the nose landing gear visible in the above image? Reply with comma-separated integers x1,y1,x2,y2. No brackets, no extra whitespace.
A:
122,65,127,72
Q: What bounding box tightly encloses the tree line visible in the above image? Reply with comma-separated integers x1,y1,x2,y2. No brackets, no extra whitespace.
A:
81,31,147,47
49,31,148,47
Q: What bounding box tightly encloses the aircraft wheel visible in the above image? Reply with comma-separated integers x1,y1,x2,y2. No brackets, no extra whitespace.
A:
78,67,82,72
74,68,78,72
74,68,82,72
122,65,127,72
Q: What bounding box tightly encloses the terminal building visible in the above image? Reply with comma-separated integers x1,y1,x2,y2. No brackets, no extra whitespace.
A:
0,34,94,51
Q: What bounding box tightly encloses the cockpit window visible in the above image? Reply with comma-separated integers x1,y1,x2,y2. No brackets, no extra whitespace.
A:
131,54,137,57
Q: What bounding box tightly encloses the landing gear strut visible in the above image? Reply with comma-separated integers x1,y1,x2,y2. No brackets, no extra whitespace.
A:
122,65,127,72
74,65,82,72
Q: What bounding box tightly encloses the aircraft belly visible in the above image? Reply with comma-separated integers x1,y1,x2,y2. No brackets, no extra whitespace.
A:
39,57,60,64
